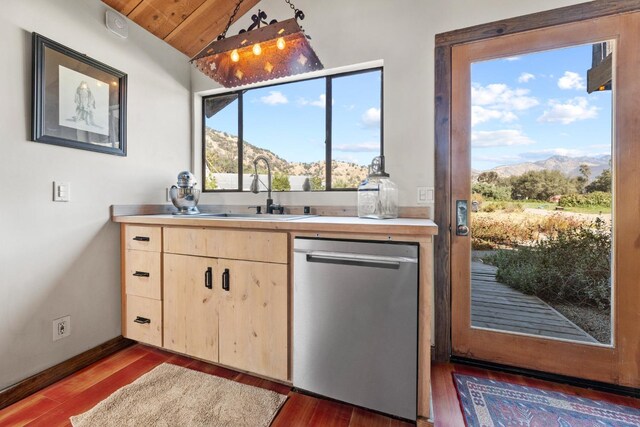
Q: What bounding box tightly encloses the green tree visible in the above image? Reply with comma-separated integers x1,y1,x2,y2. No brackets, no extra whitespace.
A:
332,179,349,189
310,176,325,191
575,163,591,193
585,169,611,193
511,170,577,200
271,172,291,191
472,182,512,201
477,171,500,185
579,164,591,180
205,174,218,190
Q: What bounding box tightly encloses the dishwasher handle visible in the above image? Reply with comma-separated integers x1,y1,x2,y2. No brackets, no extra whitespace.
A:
304,251,416,270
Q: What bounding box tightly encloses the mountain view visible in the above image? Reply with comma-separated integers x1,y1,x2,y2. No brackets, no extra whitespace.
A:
472,154,611,182
205,128,369,189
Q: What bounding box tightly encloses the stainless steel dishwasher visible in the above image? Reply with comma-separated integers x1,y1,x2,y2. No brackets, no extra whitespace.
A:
293,238,418,421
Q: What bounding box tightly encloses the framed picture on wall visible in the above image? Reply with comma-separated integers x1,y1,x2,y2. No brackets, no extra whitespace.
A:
31,33,127,156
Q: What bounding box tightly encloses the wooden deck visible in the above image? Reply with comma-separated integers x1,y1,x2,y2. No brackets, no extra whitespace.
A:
471,262,597,343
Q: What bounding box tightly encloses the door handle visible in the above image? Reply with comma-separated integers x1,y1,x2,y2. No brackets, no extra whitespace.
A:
132,236,150,242
456,200,469,236
305,252,410,269
133,271,150,277
204,267,213,289
222,269,230,291
134,316,151,324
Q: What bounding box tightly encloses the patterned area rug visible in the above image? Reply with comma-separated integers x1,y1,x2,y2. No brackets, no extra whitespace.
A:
453,374,640,427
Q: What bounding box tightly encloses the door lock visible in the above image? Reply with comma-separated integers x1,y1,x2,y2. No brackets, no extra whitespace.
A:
456,200,469,236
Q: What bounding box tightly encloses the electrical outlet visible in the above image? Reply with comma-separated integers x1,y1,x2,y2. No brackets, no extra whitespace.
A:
166,187,171,202
53,316,71,341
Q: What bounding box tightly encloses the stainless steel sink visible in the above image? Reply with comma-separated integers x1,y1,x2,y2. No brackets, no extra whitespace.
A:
189,213,316,221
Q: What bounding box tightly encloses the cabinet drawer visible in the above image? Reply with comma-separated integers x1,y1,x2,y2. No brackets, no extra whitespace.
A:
125,250,161,300
124,295,162,347
164,227,287,264
124,225,161,252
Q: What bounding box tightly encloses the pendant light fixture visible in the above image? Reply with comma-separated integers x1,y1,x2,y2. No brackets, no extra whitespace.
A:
192,0,323,88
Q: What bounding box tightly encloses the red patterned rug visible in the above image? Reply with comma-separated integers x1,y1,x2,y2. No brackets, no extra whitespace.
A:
453,374,640,427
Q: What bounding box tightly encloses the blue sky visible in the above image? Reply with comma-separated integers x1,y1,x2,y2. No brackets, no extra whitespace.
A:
471,42,612,171
206,70,382,166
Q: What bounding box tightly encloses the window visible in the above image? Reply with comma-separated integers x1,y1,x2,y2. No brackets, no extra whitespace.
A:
202,68,383,191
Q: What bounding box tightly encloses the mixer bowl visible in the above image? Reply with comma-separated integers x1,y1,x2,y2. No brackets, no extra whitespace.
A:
169,186,201,214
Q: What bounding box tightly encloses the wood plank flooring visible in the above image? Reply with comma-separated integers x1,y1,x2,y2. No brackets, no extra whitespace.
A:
431,362,640,427
471,262,597,342
0,344,412,427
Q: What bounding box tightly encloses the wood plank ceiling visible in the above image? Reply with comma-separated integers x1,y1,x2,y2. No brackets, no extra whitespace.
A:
102,0,261,58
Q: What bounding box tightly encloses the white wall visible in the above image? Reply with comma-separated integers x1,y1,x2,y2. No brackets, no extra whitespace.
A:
0,0,590,392
0,0,191,390
192,0,587,213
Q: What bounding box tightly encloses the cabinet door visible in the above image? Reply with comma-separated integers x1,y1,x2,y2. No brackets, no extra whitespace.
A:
164,254,218,362
218,259,288,380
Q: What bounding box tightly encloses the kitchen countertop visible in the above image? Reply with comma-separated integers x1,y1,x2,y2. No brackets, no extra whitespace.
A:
112,214,438,237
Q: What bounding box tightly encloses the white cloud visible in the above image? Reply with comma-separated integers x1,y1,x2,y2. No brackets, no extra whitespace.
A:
334,142,380,152
472,129,535,148
504,56,521,62
298,94,326,108
260,91,288,105
518,72,535,83
470,83,538,127
538,97,598,124
472,106,517,126
472,84,539,110
557,71,585,90
361,107,381,127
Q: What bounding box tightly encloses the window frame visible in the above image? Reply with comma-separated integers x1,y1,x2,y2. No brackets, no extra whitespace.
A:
201,66,384,193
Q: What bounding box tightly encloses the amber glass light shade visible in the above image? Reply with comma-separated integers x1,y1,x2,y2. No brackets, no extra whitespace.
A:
192,18,323,88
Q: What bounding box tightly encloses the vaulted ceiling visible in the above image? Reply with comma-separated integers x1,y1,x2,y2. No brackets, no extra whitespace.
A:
102,0,261,58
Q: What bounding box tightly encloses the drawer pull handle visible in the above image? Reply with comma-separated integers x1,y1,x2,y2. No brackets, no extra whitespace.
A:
205,267,213,289
134,316,151,324
133,271,150,277
133,236,150,242
222,269,230,291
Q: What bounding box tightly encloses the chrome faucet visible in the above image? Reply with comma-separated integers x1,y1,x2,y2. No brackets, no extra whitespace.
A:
250,155,275,213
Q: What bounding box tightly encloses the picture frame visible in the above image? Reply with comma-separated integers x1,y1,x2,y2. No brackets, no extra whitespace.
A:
31,33,127,156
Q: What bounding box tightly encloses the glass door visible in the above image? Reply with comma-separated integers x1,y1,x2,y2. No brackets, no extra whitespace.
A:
450,12,640,387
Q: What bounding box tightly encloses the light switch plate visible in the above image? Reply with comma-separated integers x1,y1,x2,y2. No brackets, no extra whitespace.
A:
53,182,70,202
417,186,434,205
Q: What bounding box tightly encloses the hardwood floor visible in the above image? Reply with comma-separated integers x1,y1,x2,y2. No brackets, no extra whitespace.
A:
4,345,638,427
0,344,412,427
431,362,640,427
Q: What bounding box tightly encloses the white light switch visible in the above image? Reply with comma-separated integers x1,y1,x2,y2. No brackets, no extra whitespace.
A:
53,182,70,202
417,186,434,205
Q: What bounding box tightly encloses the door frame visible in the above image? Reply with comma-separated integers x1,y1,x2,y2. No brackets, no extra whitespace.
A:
433,0,640,373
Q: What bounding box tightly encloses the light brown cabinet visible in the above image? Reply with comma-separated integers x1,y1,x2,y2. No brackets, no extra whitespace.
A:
122,224,289,381
121,225,163,347
163,254,218,363
116,214,436,422
218,259,288,380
